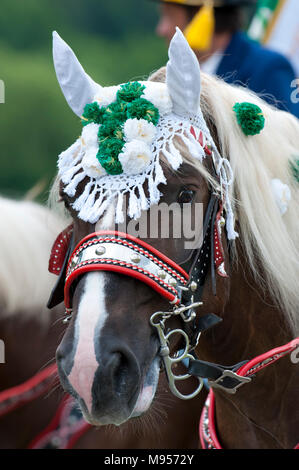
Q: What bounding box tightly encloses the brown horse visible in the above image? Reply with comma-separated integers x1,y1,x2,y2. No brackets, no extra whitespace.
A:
48,28,299,449
0,197,206,448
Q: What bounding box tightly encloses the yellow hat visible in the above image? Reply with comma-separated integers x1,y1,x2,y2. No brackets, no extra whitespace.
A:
158,0,255,5
156,0,256,51
184,1,215,51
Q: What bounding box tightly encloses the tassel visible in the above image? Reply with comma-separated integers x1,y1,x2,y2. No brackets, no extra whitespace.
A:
180,134,205,163
138,184,149,212
72,180,94,211
184,1,215,52
64,171,85,197
163,141,182,170
115,192,125,224
78,187,99,221
128,190,141,219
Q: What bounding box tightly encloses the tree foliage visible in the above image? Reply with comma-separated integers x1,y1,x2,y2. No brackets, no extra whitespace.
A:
0,1,166,199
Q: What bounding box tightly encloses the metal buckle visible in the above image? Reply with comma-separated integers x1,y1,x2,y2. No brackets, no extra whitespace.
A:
208,370,251,394
150,310,204,400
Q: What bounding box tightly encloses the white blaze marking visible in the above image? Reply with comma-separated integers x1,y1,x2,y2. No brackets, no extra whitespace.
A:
68,202,115,413
68,271,107,413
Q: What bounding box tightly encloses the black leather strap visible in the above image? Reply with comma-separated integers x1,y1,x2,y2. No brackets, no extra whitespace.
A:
188,357,251,392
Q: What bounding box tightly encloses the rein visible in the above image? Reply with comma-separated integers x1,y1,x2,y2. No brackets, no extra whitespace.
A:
199,337,299,449
0,364,57,419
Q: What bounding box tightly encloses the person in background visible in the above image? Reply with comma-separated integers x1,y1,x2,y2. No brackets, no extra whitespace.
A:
154,0,299,118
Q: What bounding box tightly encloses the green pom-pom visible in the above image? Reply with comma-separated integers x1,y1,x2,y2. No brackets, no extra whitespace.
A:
104,101,128,124
97,137,124,175
81,102,105,126
233,102,265,136
127,98,159,125
97,150,123,175
290,157,299,183
98,120,124,141
98,136,124,156
97,154,123,175
80,83,160,177
117,81,145,103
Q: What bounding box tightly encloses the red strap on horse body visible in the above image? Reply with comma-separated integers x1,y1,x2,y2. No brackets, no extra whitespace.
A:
64,230,189,309
28,395,91,449
199,336,299,449
0,364,57,419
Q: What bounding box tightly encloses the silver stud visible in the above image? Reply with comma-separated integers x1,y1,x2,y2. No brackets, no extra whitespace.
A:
190,281,198,292
158,269,167,280
95,246,106,256
168,277,177,287
130,253,141,264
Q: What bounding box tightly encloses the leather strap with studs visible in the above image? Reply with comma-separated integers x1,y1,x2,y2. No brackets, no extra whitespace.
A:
64,230,190,309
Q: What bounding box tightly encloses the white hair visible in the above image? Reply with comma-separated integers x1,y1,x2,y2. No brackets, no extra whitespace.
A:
0,197,66,316
151,68,299,332
199,73,299,333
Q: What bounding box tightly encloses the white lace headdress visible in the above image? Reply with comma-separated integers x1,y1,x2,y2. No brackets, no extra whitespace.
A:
53,28,237,239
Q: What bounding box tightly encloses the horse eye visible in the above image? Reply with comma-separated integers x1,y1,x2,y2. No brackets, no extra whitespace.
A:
177,189,195,204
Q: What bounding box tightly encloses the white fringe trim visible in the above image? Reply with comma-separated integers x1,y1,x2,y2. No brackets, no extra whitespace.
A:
58,114,237,239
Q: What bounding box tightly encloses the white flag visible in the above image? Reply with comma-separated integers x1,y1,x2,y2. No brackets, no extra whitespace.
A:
264,0,299,76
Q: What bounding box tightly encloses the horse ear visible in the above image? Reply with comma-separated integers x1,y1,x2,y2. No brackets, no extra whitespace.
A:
166,27,202,116
52,31,100,117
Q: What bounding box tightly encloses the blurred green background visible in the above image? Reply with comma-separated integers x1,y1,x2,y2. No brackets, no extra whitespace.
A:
0,0,166,201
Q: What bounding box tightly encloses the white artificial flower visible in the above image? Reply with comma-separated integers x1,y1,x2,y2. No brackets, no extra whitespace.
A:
123,118,157,144
271,178,291,215
81,147,106,179
93,85,119,108
81,123,100,147
142,82,172,116
118,140,152,175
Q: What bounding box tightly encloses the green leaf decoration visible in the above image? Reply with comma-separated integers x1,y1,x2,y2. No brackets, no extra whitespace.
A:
233,102,265,136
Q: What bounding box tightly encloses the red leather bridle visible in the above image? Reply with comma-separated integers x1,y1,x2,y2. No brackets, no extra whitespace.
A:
199,337,299,449
64,230,189,310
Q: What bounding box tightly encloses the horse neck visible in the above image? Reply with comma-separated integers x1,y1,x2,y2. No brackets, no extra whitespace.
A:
199,246,299,449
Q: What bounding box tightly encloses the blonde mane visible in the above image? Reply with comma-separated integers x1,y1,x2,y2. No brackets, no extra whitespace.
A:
198,73,299,332
0,197,66,317
149,68,299,332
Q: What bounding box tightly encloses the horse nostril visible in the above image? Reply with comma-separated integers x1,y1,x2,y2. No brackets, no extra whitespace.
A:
109,352,131,397
99,346,140,402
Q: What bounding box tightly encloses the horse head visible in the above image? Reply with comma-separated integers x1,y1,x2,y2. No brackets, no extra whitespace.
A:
48,28,299,443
